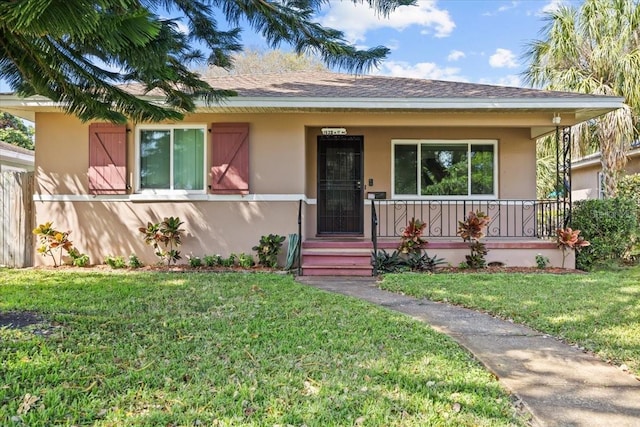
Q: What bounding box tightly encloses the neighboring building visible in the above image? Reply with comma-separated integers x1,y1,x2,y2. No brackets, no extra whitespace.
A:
571,142,640,201
0,140,34,172
0,72,623,272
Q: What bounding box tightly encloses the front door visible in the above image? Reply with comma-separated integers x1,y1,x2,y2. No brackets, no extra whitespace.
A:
317,135,364,235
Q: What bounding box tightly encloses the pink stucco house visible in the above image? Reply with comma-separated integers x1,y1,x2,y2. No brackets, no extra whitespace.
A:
1,72,623,274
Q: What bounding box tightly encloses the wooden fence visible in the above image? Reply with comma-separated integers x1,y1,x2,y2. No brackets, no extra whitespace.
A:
0,171,34,267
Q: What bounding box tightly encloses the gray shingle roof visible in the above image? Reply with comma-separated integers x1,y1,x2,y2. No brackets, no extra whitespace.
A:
121,71,604,100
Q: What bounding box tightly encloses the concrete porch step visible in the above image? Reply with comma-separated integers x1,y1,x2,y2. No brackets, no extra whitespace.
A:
301,240,373,276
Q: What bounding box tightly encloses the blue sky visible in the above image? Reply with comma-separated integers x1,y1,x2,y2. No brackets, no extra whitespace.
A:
236,0,583,87
318,0,583,86
0,0,583,92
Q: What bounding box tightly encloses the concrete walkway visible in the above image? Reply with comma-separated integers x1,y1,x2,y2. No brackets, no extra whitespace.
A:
297,276,640,427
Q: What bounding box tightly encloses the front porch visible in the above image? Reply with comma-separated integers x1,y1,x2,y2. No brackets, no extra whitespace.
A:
299,198,571,276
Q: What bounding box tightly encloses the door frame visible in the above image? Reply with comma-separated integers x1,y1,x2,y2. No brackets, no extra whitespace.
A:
316,135,364,236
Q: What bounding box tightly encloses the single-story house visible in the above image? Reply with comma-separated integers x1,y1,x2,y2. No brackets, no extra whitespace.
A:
571,142,640,201
0,72,623,274
0,140,34,172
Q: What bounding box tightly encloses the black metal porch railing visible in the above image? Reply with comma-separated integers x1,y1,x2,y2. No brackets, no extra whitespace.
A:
371,199,569,239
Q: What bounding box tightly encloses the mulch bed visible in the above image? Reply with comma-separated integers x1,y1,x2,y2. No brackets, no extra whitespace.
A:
436,266,585,274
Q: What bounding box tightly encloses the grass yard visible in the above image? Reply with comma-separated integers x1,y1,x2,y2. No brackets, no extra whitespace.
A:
0,270,526,426
380,267,640,377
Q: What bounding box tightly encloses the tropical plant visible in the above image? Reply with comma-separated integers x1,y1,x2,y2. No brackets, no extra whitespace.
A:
138,216,184,266
371,249,407,274
398,218,427,254
524,0,640,198
32,222,75,267
535,254,550,269
188,255,203,268
0,0,403,123
67,248,90,267
405,251,445,273
221,254,237,268
457,210,490,269
128,254,143,269
203,254,222,267
104,254,126,269
237,253,255,269
252,234,286,268
556,227,590,269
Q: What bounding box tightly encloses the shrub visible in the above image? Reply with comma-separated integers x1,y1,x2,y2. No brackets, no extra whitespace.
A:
252,234,286,267
398,218,427,254
221,254,237,267
572,198,639,270
203,254,222,267
33,222,75,267
188,255,203,268
237,253,255,269
616,173,640,209
371,249,407,274
535,254,550,269
128,254,143,268
139,216,184,266
457,210,490,269
68,248,90,267
405,251,445,272
104,255,126,269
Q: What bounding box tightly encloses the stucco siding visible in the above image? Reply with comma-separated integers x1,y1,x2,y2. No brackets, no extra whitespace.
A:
33,112,538,265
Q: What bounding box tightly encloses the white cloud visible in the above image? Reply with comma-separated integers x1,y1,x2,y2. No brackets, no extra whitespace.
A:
483,1,519,16
489,48,518,68
320,0,455,44
541,0,564,14
373,60,466,81
447,50,465,61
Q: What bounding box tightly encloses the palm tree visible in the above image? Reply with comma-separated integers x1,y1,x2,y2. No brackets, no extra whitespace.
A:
0,0,407,123
524,0,639,198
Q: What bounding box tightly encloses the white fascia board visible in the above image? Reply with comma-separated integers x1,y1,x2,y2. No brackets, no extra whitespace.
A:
572,147,640,169
0,149,34,165
195,96,625,111
1,94,624,112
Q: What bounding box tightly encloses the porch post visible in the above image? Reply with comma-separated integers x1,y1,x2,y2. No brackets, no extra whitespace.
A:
554,126,572,229
562,127,572,227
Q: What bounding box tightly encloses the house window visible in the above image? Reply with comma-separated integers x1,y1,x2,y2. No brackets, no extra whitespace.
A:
392,140,497,197
137,125,206,192
597,171,605,199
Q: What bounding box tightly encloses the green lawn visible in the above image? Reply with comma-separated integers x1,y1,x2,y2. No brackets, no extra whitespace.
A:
0,270,526,426
380,267,640,377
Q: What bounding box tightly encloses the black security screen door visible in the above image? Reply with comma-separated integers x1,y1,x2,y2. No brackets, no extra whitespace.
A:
317,135,364,235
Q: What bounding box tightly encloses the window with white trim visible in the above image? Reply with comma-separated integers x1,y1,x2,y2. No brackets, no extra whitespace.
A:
392,140,497,197
597,171,605,199
136,125,206,192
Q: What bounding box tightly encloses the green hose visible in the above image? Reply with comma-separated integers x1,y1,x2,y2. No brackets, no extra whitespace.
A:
285,233,300,271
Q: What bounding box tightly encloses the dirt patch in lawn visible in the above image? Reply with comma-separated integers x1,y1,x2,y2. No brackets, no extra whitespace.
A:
0,311,44,329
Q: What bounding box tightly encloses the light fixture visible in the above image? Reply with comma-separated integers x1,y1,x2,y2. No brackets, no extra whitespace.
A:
552,113,561,125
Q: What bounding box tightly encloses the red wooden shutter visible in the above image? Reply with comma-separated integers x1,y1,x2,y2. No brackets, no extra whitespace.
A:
210,123,249,194
88,123,127,195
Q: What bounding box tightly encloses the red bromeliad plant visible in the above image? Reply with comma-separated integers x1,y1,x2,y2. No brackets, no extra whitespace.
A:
556,227,590,268
457,210,490,268
398,217,427,254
